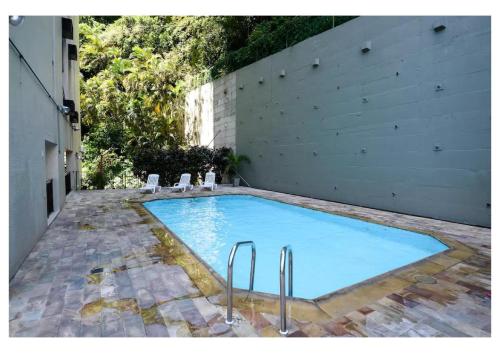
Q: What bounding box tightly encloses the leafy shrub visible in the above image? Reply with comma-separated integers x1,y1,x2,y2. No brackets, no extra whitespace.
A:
212,146,232,183
224,151,251,178
131,145,232,187
82,149,128,190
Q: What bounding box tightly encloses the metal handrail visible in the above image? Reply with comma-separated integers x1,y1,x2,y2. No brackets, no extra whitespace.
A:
208,129,222,148
279,245,293,336
225,241,256,325
235,171,251,187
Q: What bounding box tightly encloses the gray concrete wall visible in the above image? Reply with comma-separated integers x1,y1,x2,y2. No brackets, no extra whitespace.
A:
235,16,490,227
213,73,237,151
184,16,491,227
9,16,82,278
185,72,237,150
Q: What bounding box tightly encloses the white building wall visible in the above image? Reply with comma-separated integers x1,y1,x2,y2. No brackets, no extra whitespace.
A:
9,16,81,278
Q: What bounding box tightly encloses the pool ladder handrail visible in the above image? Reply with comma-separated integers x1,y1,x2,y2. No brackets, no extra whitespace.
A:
279,245,293,336
225,241,256,325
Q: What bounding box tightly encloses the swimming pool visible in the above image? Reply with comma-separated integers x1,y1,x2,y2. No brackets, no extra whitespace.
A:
144,195,448,299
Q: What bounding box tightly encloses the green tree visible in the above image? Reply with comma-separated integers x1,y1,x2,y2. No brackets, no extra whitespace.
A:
79,16,357,189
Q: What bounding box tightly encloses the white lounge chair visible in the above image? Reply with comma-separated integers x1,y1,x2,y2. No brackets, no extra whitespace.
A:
200,172,217,191
140,174,161,194
170,173,194,192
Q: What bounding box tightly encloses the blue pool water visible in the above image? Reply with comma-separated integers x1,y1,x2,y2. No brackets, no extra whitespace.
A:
144,195,448,299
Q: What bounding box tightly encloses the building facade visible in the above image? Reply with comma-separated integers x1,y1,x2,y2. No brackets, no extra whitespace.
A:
185,16,491,227
9,16,82,278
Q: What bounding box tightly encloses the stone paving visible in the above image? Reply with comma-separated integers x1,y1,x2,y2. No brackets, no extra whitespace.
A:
9,187,491,337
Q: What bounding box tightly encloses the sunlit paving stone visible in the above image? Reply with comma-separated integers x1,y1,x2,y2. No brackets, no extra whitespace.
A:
9,188,491,337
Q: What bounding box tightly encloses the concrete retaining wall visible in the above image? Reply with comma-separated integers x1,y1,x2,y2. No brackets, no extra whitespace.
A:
186,16,491,227
185,73,237,150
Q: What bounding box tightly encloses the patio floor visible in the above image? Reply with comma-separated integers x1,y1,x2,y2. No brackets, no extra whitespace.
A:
9,187,491,337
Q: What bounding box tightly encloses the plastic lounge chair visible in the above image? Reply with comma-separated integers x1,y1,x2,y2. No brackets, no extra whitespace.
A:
140,174,161,194
170,173,193,192
200,172,217,191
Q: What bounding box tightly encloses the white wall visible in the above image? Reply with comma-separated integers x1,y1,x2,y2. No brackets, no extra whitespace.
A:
9,16,81,278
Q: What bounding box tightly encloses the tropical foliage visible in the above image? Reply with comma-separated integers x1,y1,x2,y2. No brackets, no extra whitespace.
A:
224,152,251,178
79,16,357,189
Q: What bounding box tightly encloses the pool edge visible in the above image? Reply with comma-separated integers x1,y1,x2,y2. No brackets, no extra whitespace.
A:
131,191,475,322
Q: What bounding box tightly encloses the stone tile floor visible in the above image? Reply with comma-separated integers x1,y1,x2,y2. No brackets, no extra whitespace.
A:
9,187,491,337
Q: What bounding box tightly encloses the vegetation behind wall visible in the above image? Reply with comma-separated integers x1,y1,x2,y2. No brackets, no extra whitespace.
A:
213,16,357,77
132,145,232,186
79,16,357,189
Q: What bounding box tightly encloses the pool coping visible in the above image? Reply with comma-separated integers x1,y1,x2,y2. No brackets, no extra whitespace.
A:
131,190,475,322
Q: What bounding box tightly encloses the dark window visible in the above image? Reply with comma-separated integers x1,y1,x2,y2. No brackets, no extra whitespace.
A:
62,18,73,40
65,172,71,195
63,99,75,112
69,111,79,124
68,44,78,60
46,179,54,217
